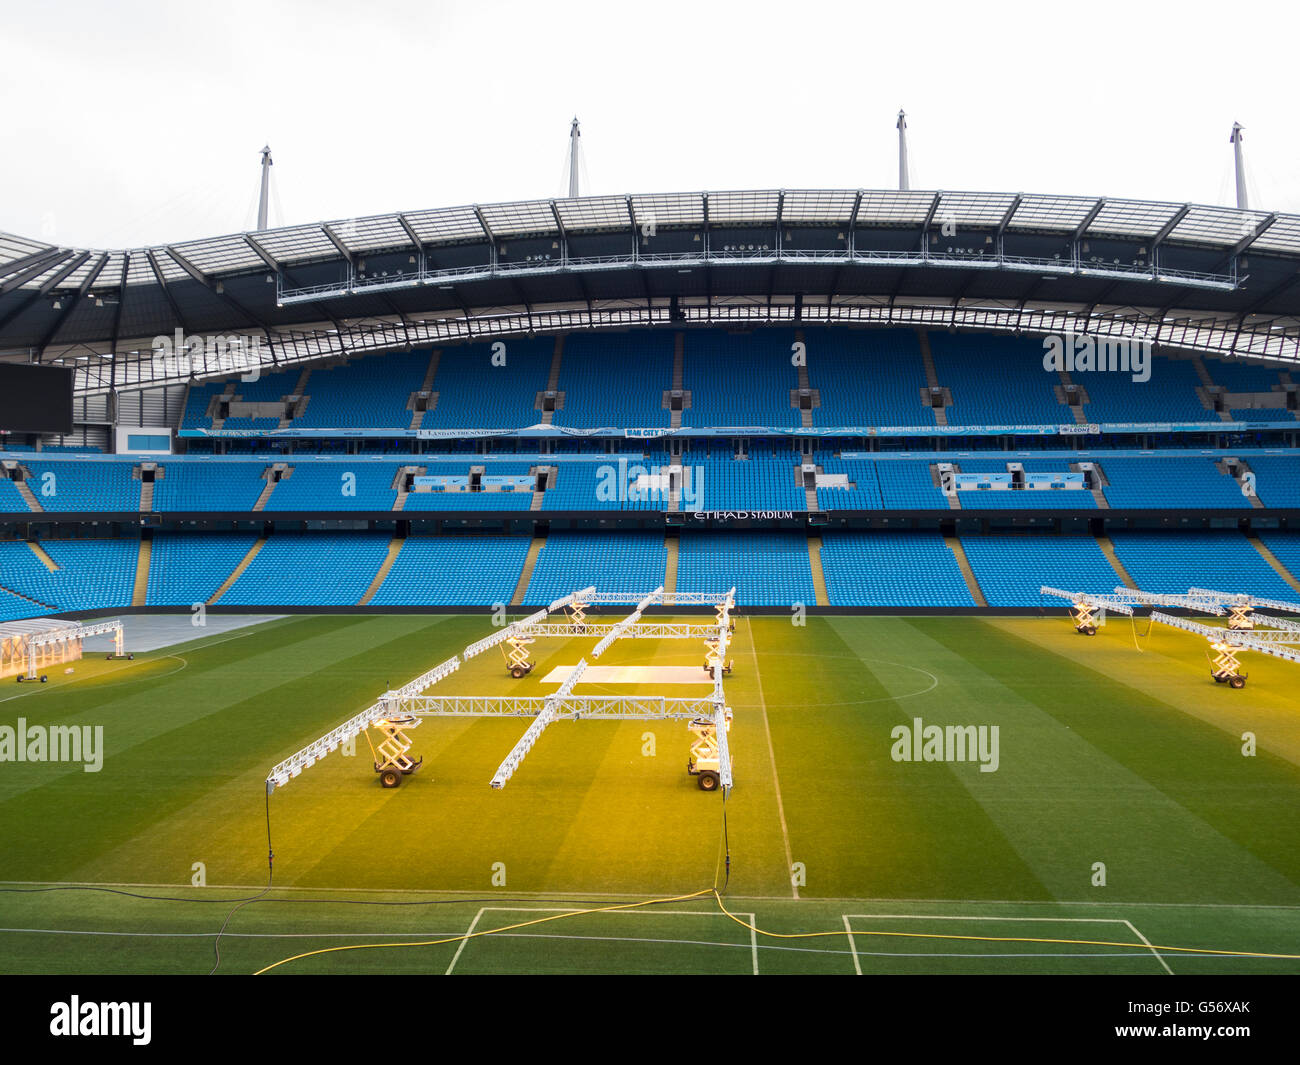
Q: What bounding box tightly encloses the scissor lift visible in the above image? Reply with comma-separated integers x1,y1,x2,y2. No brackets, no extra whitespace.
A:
687,709,732,791
368,714,424,788
1210,641,1249,688
703,637,733,680
501,634,536,678
565,596,589,633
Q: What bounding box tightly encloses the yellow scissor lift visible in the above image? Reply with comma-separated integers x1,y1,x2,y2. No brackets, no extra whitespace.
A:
565,596,589,633
1209,641,1249,688
687,709,733,791
501,634,536,679
367,714,424,788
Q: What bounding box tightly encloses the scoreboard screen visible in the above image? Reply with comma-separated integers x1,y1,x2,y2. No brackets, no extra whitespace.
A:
0,364,75,435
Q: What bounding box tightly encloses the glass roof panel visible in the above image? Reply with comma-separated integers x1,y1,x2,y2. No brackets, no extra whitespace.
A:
1006,194,1100,231
630,193,704,227
402,205,487,243
708,189,780,225
935,190,1017,228
780,189,857,224
170,233,267,273
478,200,559,237
856,189,938,225
1087,198,1184,238
1243,214,1300,255
555,195,632,231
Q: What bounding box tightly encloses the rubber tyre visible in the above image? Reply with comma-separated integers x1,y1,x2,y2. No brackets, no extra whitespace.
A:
380,769,402,788
511,665,525,679
1229,675,1246,689
698,771,719,792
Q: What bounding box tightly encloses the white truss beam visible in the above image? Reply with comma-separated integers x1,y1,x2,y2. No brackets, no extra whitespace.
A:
489,659,588,788
714,703,733,790
1039,587,1136,615
1115,588,1226,615
462,609,548,660
1187,588,1300,615
385,656,460,699
1149,611,1300,663
548,586,597,613
517,622,728,640
23,618,126,679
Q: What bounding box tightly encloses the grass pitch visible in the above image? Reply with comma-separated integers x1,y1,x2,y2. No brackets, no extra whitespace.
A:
1,612,1298,974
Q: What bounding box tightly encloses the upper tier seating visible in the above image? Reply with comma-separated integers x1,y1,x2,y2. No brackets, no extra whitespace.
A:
929,333,1069,425
681,330,801,427
552,333,673,428
803,328,932,427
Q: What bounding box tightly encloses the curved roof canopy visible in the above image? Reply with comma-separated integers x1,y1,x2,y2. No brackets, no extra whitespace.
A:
2,188,1298,393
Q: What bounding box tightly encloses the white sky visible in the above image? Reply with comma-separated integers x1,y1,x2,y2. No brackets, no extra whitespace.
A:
3,0,1298,249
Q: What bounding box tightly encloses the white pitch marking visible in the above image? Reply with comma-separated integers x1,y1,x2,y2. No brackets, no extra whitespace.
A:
1124,918,1174,975
843,914,862,975
747,618,797,900
842,913,1171,973
444,907,485,975
445,907,758,975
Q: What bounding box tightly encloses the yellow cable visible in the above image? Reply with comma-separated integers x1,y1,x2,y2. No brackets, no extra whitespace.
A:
253,883,1300,973
709,891,1300,960
252,888,714,974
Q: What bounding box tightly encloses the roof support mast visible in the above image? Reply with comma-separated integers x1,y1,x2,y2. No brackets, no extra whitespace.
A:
257,146,273,231
897,110,910,191
1231,123,1248,210
568,118,581,198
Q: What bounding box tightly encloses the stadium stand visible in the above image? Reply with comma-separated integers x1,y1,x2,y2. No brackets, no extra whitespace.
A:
218,533,392,606
17,461,138,512
420,338,553,429
1108,532,1300,600
681,330,801,427
371,535,533,606
152,462,267,512
523,532,668,605
1099,457,1250,509
146,533,259,606
677,532,815,606
1076,356,1209,422
263,463,399,511
804,329,931,427
928,334,1069,425
0,538,137,611
960,535,1122,606
553,333,674,428
820,531,975,607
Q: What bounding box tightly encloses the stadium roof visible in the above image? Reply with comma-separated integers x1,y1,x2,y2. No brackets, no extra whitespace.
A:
2,188,1299,394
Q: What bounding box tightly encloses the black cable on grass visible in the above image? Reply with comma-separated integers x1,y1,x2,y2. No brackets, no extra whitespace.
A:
207,789,276,974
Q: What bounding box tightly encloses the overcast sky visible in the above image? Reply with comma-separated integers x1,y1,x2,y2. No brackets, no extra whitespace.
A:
4,0,1298,249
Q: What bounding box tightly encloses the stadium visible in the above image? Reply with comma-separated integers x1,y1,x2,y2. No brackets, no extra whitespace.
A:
2,117,1300,985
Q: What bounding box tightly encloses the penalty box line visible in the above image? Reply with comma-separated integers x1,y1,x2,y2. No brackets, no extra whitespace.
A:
841,914,1172,976
446,907,759,975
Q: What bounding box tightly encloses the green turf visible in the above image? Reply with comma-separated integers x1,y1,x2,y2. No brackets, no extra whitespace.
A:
0,613,1297,974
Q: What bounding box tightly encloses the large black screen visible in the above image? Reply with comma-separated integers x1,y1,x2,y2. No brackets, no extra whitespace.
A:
0,364,75,434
